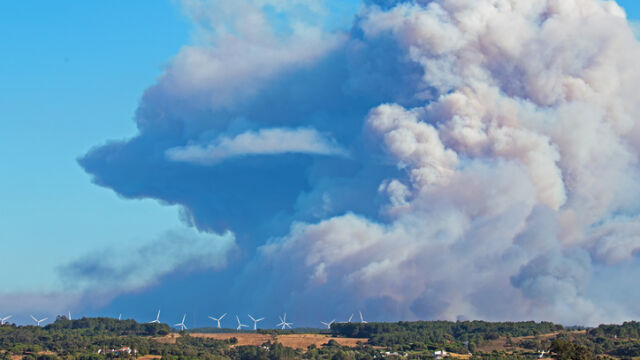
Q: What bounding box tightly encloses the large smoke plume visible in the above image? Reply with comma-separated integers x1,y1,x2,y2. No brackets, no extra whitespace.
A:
77,0,640,326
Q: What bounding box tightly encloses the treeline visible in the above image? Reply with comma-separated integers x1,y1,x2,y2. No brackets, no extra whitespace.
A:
331,320,562,352
45,316,171,336
557,321,640,358
587,321,640,339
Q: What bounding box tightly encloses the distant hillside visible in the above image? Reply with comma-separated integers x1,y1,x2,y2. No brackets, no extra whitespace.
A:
3,317,640,359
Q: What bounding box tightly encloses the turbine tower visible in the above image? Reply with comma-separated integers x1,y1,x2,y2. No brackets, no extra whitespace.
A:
30,315,48,327
0,315,12,325
208,313,227,329
236,315,249,331
248,314,264,330
359,311,367,324
276,313,293,330
175,314,187,331
68,312,71,321
321,320,335,329
118,314,122,321
348,314,354,323
149,310,161,324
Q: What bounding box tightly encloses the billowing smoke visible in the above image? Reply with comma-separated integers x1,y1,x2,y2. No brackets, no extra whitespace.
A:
78,0,640,326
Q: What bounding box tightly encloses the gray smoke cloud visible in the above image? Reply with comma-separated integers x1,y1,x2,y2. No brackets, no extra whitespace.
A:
79,0,640,326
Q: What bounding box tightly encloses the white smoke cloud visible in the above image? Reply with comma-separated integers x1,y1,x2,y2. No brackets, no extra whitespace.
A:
142,0,345,116
166,127,347,165
261,0,640,325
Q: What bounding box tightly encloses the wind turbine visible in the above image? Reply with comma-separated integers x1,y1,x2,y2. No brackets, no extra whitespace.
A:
68,312,71,321
347,313,354,323
321,320,335,329
236,315,249,331
175,314,187,331
247,314,264,330
30,315,47,327
118,314,122,321
0,315,12,325
149,310,161,324
359,311,367,324
276,313,293,330
539,350,547,359
208,313,227,329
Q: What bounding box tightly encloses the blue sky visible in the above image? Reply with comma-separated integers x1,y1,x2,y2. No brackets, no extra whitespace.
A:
0,0,191,291
1,0,640,326
620,0,640,18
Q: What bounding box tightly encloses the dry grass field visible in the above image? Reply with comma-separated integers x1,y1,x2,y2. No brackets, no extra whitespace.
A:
155,333,368,350
475,330,585,356
137,355,162,360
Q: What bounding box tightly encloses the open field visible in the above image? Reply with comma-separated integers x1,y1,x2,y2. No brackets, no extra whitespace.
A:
155,333,368,350
137,356,162,360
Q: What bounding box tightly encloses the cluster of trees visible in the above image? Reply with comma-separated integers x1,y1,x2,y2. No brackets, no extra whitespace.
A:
331,320,562,353
552,322,640,358
45,316,171,336
587,321,640,339
0,317,229,360
548,339,594,360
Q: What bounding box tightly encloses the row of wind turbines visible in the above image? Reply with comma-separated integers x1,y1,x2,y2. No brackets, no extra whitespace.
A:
0,310,368,330
148,310,369,331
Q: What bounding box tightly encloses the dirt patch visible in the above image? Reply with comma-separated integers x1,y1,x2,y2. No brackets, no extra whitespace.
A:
448,353,472,359
138,355,162,360
273,334,366,350
154,333,181,344
190,333,274,347
155,333,368,350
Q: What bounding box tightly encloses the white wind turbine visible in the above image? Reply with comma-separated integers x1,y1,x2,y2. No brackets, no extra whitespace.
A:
347,314,354,323
30,315,48,327
118,314,122,321
149,310,161,324
276,313,293,330
236,315,249,331
175,314,187,331
248,314,264,330
208,313,227,328
0,315,12,325
539,350,548,358
68,312,71,321
321,320,335,329
359,311,367,324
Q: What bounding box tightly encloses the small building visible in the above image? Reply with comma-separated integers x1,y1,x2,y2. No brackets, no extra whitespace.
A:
432,350,448,359
97,347,137,356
